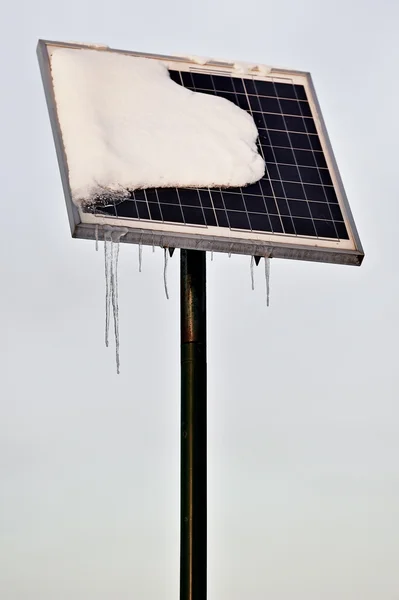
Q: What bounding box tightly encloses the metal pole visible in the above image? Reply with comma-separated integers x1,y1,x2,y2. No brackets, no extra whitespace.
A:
180,249,207,600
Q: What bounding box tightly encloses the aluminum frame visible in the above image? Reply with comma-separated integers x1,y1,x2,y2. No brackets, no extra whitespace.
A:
37,39,364,266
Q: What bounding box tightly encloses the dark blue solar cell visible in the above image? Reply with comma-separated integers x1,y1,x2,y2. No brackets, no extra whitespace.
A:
293,218,316,236
294,149,317,167
314,151,328,168
145,189,158,203
210,192,225,209
284,115,307,133
252,113,266,129
324,186,339,203
179,189,202,206
232,78,245,94
191,73,214,90
222,193,245,211
281,216,296,234
248,212,272,232
270,215,284,233
277,198,290,216
299,167,322,185
203,208,217,227
319,169,333,186
211,75,235,92
264,196,279,214
288,200,311,218
234,94,250,110
169,70,182,85
299,102,312,117
133,189,146,201
294,85,308,101
114,200,137,218
244,195,267,212
161,203,184,223
245,79,276,96
274,82,298,99
182,206,205,225
303,184,328,202
290,132,311,150
265,162,280,180
264,113,286,130
137,201,150,219
180,71,193,87
279,164,301,182
263,147,277,162
259,178,274,196
243,181,263,195
269,130,291,147
283,182,306,200
258,96,281,113
227,210,251,229
329,203,344,221
270,180,285,198
248,95,261,111
273,147,296,165
314,219,337,238
309,202,332,220
215,209,229,228
335,221,349,239
305,119,318,134
199,190,213,208
280,99,303,116
309,135,323,151
148,201,162,221
157,188,180,205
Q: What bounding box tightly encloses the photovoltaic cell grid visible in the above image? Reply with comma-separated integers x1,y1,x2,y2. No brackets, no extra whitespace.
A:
90,70,349,241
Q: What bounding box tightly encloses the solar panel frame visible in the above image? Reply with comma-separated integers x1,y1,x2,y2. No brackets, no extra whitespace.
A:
37,40,364,266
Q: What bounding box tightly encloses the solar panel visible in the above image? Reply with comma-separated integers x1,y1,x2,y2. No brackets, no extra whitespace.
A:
37,41,364,266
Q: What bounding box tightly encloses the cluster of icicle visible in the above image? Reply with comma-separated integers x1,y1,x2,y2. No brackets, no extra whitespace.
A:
96,225,170,374
96,225,271,374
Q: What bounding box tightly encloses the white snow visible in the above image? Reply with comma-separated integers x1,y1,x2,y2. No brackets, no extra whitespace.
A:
174,53,210,65
50,48,265,205
233,62,272,75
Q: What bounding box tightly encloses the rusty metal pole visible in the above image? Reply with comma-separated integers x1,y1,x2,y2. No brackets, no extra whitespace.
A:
180,249,207,600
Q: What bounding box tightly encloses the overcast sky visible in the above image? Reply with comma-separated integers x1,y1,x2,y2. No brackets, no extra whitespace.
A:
1,0,399,598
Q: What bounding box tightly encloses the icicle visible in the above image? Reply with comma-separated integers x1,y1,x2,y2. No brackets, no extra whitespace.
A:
265,256,271,307
211,251,214,261
164,248,169,300
138,243,143,272
104,233,112,347
95,224,99,251
103,226,128,373
250,256,255,291
110,240,121,373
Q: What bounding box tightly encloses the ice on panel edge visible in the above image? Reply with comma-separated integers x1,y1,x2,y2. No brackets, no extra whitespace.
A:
50,47,265,205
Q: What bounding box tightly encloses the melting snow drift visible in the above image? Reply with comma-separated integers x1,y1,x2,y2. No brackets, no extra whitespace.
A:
50,48,265,206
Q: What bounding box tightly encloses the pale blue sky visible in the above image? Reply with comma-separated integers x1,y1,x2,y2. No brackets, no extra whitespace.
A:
1,0,399,598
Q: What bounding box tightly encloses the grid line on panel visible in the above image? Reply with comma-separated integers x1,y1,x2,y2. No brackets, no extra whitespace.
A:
270,76,318,237
247,75,298,236
291,83,340,239
90,68,349,241
240,75,279,234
